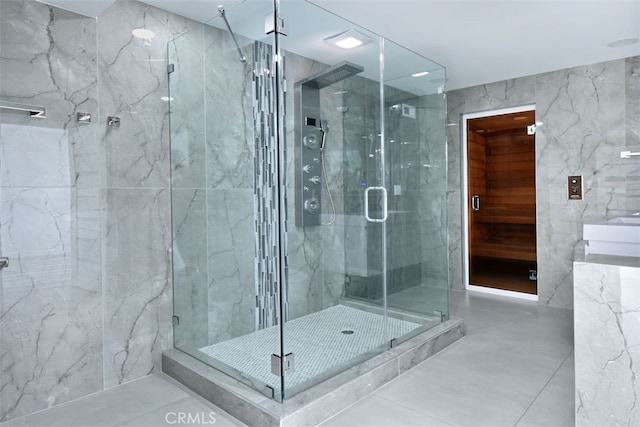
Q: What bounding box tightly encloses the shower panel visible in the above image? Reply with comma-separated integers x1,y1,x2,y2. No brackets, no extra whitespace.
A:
294,61,364,227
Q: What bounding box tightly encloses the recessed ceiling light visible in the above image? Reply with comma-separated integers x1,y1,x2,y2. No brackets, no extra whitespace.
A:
607,37,638,48
336,37,363,49
411,71,430,77
132,28,155,40
324,30,373,50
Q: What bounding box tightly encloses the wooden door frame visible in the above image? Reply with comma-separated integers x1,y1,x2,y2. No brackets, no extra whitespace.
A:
461,104,538,301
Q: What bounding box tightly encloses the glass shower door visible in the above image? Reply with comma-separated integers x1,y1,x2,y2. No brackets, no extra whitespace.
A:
380,39,450,325
169,0,295,400
168,0,449,402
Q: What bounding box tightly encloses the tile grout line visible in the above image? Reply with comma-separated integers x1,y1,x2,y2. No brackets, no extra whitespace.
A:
372,393,457,426
512,349,574,427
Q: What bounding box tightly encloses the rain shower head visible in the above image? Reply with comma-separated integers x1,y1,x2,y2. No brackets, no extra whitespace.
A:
299,61,364,89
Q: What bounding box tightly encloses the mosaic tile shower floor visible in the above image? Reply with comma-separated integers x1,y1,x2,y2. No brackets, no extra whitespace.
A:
198,305,421,391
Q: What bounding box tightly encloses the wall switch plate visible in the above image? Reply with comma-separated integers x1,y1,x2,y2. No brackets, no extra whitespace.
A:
568,175,582,200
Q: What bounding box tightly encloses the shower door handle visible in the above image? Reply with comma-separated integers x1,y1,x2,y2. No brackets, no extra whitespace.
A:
364,187,388,223
471,194,481,211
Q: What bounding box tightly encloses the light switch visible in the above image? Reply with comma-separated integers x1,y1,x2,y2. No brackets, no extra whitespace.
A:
568,175,582,200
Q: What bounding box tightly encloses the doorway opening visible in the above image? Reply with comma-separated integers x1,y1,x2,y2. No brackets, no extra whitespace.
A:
462,106,537,299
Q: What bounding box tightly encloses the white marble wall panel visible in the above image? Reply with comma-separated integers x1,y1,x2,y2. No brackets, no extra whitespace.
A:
624,57,640,213
97,0,196,389
102,188,172,388
535,61,625,307
206,189,255,343
445,90,465,290
0,188,102,421
204,26,254,190
172,188,208,349
627,57,640,146
98,0,193,189
0,0,102,421
574,260,640,426
447,57,637,308
417,93,449,291
168,26,206,190
0,1,98,128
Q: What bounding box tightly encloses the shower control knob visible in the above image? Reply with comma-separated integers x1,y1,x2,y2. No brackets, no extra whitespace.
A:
303,134,319,149
313,158,320,163
303,186,309,192
309,176,321,185
304,198,320,214
302,164,311,174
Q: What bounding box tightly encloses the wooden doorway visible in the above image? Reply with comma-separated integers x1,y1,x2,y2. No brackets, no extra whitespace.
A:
464,107,537,296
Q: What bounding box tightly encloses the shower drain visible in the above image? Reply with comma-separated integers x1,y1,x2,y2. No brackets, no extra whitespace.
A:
341,329,354,335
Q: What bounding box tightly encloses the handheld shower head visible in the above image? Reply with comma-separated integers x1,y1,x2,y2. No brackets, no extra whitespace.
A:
319,120,329,150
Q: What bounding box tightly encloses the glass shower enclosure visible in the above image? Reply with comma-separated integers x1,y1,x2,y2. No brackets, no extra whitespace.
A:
168,0,448,401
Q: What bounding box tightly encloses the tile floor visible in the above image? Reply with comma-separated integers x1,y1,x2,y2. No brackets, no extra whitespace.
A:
199,304,423,392
0,290,575,427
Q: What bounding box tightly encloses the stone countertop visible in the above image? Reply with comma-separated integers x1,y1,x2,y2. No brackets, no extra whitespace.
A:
573,240,640,268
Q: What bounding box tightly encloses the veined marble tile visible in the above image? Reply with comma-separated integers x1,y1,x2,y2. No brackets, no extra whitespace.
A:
0,190,101,414
0,124,71,187
0,1,102,421
206,189,255,344
0,283,103,422
102,188,172,388
0,0,98,127
98,0,196,189
172,188,208,349
204,26,254,190
626,57,640,146
446,91,465,290
0,187,103,421
168,25,206,190
574,261,640,426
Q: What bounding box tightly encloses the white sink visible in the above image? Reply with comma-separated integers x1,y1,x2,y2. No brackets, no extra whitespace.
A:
583,216,640,258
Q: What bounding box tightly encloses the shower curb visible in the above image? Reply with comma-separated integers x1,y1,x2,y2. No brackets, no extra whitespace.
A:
162,318,466,427
162,317,465,427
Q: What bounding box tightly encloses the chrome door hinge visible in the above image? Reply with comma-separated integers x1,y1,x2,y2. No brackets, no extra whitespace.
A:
167,64,175,74
172,315,179,326
271,353,294,376
527,124,536,135
434,310,447,322
265,13,287,35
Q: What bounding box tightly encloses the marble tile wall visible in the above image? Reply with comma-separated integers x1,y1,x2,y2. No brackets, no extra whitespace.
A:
0,0,102,421
0,0,197,421
447,56,639,308
98,0,194,388
167,26,209,349
573,258,640,425
203,24,255,344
